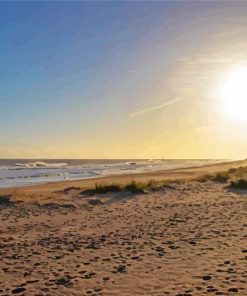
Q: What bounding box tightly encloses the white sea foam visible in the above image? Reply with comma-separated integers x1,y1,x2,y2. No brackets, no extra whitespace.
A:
15,161,68,168
0,159,228,188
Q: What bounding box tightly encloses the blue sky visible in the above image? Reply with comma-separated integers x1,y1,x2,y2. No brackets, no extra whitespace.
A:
1,2,247,158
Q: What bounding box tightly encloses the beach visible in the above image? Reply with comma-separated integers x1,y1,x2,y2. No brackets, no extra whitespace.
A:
0,160,247,295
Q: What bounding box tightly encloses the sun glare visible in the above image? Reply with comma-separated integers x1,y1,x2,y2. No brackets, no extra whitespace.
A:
217,66,247,123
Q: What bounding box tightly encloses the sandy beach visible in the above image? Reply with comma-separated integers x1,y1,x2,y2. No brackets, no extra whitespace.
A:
0,160,247,295
3,0,247,295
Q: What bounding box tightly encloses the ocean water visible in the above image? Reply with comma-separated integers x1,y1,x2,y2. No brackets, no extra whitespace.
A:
0,159,227,188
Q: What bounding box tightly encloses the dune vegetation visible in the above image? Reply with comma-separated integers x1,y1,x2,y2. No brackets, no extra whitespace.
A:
230,178,247,189
93,180,147,194
89,166,247,195
196,166,247,187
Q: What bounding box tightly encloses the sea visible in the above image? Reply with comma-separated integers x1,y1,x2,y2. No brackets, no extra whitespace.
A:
0,159,227,188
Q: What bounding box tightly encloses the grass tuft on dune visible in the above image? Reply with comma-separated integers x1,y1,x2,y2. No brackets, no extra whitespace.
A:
230,179,247,190
87,179,173,195
124,180,146,194
196,166,247,184
90,179,182,195
94,183,122,194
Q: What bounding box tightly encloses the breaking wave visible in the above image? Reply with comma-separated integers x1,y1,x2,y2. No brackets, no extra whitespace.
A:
15,161,68,168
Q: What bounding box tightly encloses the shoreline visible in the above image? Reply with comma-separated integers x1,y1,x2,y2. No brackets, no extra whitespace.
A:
1,159,246,196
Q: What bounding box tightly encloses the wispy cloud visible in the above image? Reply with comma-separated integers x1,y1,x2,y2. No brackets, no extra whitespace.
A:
129,96,186,117
127,68,141,73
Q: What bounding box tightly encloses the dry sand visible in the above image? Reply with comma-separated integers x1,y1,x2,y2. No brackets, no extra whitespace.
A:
0,160,247,295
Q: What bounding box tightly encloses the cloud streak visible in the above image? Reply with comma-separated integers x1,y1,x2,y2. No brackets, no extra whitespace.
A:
127,68,141,73
129,96,186,117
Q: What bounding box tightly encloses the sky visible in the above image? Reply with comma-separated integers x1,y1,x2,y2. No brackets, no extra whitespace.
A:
1,1,247,159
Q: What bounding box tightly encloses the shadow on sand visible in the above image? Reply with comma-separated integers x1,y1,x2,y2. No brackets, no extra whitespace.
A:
0,195,14,206
226,186,247,195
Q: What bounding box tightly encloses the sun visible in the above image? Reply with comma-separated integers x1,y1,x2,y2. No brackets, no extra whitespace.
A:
217,66,247,123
